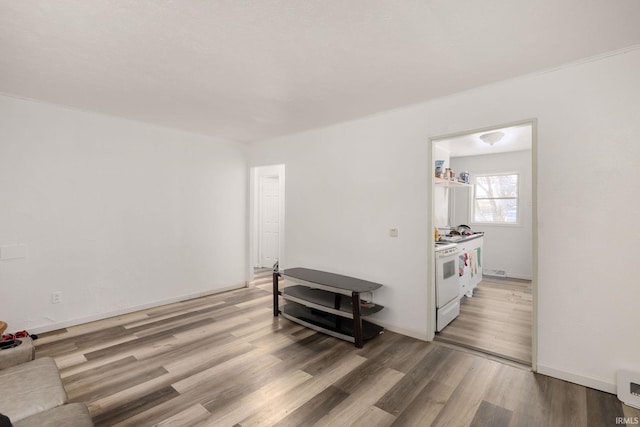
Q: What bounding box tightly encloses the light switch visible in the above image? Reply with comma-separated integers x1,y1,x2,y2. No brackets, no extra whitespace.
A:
0,244,28,260
389,228,399,237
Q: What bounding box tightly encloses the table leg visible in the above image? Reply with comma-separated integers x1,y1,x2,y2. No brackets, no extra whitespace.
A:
273,272,280,316
334,294,342,331
352,292,363,348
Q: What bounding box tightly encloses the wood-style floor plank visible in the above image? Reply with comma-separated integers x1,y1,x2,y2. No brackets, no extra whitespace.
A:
470,400,513,427
436,277,533,364
243,353,366,427
389,349,476,427
32,268,632,426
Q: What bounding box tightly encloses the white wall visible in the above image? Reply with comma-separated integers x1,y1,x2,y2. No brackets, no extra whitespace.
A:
250,120,433,340
249,48,640,392
0,95,248,332
451,150,532,279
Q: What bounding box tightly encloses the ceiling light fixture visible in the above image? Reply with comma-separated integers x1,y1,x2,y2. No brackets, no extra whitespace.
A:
479,131,505,146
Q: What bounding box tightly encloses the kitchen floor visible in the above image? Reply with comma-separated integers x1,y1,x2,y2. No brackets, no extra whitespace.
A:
436,276,532,365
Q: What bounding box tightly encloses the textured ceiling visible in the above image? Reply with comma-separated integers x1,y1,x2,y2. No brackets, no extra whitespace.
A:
1,1,640,143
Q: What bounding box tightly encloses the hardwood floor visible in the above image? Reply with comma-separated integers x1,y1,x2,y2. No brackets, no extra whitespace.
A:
33,270,637,426
436,277,533,365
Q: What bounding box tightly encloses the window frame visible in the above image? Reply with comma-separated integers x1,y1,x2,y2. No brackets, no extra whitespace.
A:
470,172,521,226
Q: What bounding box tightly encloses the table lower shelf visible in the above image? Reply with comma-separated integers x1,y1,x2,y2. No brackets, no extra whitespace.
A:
282,302,384,344
282,285,384,318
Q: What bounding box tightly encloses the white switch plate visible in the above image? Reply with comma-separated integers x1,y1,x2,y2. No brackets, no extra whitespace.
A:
0,244,28,260
389,228,399,237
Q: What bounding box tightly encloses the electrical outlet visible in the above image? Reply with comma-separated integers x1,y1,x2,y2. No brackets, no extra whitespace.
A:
51,292,62,304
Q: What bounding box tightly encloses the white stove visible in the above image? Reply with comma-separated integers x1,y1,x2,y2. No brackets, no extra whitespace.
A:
434,242,457,252
438,235,463,242
434,241,461,332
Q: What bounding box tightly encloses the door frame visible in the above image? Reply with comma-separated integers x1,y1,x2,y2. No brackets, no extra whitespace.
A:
249,164,285,280
426,119,538,371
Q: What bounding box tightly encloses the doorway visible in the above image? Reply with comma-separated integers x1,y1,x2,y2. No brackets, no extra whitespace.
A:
249,165,285,284
259,175,280,268
429,120,537,367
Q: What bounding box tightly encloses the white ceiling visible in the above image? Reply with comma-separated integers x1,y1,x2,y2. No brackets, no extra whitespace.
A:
1,1,640,143
436,123,532,158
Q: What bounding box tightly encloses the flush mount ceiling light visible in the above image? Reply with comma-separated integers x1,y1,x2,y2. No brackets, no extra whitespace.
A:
479,131,505,146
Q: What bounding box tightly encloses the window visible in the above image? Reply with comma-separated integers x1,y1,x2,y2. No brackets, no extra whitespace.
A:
472,173,519,224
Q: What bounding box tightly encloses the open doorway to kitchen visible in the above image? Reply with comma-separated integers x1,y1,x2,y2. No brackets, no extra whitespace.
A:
249,164,285,286
429,120,536,367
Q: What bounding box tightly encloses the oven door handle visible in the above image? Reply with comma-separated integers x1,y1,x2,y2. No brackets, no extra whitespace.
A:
438,249,461,258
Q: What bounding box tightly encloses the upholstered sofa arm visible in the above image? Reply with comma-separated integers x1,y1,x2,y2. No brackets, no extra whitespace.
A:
0,357,68,422
0,338,35,370
13,403,94,427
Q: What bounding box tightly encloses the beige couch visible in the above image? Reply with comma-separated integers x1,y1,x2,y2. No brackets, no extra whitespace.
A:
0,338,93,427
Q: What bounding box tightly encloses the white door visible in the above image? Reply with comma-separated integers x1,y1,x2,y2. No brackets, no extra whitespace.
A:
259,176,280,268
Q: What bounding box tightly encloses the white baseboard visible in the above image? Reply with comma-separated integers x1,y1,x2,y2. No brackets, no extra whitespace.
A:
367,319,429,342
507,272,533,280
199,283,246,297
537,364,616,394
483,271,532,281
29,283,246,335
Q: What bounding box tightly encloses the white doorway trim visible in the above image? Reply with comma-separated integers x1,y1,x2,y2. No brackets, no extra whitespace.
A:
426,119,538,371
249,164,285,280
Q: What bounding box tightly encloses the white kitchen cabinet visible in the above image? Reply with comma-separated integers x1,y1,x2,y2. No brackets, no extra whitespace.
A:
458,236,483,298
